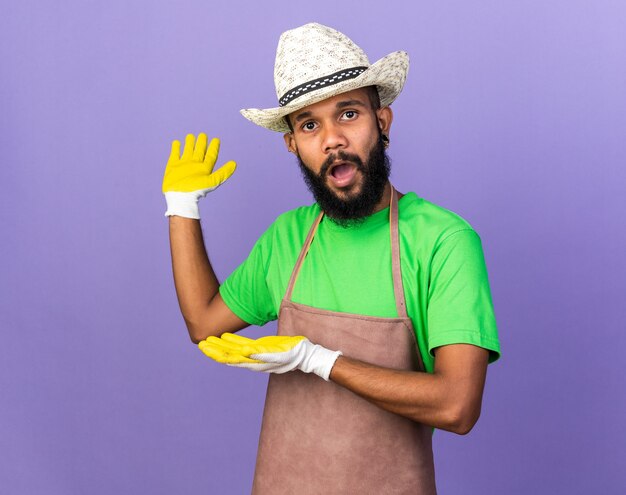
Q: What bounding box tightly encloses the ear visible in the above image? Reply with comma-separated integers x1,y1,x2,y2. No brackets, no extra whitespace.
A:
376,106,393,136
283,132,297,154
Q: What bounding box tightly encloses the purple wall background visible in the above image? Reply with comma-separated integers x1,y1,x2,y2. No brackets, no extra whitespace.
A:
2,1,625,493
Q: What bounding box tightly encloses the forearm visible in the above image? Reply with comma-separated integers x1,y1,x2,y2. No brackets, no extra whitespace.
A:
329,356,472,434
168,216,219,339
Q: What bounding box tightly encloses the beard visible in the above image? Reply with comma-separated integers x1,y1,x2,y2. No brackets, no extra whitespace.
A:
296,133,391,228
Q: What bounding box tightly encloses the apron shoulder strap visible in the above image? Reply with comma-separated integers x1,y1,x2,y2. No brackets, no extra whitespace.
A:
284,209,324,301
389,186,408,318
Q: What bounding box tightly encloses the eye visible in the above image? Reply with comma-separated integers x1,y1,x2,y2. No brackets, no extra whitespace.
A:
342,110,358,120
301,121,317,132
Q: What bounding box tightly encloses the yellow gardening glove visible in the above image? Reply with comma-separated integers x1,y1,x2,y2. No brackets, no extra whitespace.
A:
198,333,342,381
162,133,236,219
198,334,268,365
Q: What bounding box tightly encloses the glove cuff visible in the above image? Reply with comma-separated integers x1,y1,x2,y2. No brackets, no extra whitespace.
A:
310,345,343,381
164,191,203,219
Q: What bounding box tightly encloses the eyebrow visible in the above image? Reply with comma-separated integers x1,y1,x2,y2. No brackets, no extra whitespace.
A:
294,110,313,123
293,99,368,123
336,99,367,110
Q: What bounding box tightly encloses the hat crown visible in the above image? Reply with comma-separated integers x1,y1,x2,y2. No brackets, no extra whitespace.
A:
273,23,370,102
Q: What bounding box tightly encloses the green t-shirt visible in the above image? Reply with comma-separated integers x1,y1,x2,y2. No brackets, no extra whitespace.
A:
220,192,501,373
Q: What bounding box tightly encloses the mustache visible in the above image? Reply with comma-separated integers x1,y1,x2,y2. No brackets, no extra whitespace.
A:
319,151,365,177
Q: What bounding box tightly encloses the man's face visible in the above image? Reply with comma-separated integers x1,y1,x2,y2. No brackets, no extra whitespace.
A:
284,88,393,226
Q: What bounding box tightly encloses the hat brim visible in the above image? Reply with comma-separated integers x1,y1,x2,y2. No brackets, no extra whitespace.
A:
240,51,409,133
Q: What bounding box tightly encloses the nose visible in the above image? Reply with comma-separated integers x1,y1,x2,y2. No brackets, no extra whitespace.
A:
322,121,348,154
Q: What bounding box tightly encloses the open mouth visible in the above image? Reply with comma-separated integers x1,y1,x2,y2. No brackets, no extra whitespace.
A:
328,161,358,187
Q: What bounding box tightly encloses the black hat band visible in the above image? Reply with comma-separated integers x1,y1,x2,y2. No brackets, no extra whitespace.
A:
278,66,368,107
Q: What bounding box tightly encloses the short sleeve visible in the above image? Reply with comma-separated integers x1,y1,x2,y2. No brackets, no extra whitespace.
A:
427,229,501,364
219,226,277,327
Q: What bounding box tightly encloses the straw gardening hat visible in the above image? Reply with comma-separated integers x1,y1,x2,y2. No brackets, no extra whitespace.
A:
240,22,410,133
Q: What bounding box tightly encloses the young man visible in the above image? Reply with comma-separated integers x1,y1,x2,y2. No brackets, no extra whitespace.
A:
163,23,501,494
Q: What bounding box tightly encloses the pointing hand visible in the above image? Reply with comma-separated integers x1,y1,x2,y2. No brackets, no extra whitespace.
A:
198,333,343,381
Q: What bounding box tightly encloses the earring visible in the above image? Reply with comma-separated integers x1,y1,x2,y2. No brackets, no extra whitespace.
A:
382,134,390,149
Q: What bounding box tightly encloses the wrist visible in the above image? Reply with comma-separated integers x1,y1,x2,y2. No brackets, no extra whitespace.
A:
304,343,343,381
164,191,202,219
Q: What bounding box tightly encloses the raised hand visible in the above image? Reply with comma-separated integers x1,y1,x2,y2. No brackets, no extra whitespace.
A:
162,133,236,219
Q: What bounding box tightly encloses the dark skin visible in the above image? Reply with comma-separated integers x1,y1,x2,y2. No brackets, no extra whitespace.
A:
168,87,489,434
